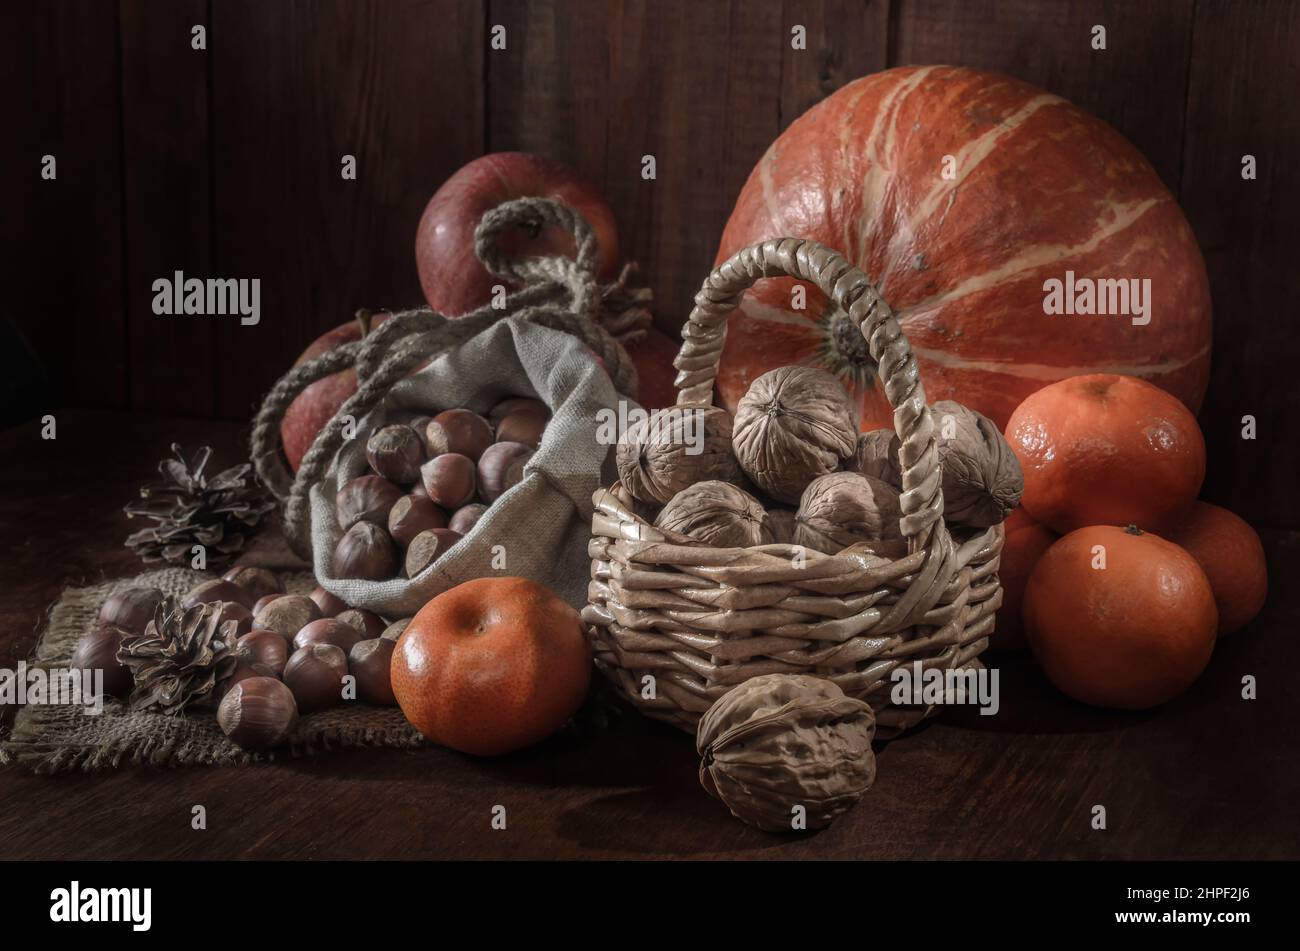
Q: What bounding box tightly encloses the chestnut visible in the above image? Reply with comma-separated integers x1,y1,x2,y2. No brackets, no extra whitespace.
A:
420,453,476,509
335,474,403,531
284,644,349,713
333,521,398,580
293,618,363,653
70,622,132,697
349,638,397,706
366,424,425,485
404,528,462,578
309,586,348,618
252,594,322,642
495,410,547,448
336,608,386,640
252,592,286,616
381,617,411,642
388,494,449,547
448,502,489,535
488,396,548,424
97,586,165,634
217,677,298,750
220,565,283,602
425,409,493,461
237,629,291,675
214,601,254,638
183,578,255,610
477,441,534,503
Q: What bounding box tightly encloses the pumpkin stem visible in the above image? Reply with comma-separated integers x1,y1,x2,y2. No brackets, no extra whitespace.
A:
354,308,373,338
1124,524,1144,536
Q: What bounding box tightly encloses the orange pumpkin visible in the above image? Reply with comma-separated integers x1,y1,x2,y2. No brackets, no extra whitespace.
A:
1024,525,1216,710
1005,374,1205,534
1167,502,1268,635
713,66,1210,432
990,509,1057,650
391,577,591,756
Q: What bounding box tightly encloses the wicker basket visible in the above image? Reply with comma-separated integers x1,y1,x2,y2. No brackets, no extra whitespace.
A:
581,237,1005,738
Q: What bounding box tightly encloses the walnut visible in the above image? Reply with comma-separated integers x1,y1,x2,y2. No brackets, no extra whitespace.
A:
794,471,906,557
852,428,901,487
765,507,798,544
697,673,876,832
616,406,743,505
654,481,771,547
732,367,859,504
931,400,1023,527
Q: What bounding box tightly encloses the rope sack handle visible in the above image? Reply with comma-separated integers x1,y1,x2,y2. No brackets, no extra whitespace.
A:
672,237,948,555
250,196,650,558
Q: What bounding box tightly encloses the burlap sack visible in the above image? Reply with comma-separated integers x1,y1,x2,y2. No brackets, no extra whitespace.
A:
309,317,622,617
0,567,422,773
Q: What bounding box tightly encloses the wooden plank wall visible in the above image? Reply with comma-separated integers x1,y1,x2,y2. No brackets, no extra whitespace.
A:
9,0,1299,526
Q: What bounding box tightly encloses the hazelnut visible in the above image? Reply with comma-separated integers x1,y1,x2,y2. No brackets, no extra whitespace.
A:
448,502,489,535
70,622,132,697
366,424,425,485
252,592,286,616
213,601,254,638
97,586,165,634
252,594,322,641
336,608,386,640
335,474,403,531
333,521,398,580
183,578,255,610
293,618,363,653
477,441,534,503
495,410,547,448
404,528,462,578
409,479,430,500
217,677,298,750
420,453,476,509
381,618,411,642
425,409,493,460
220,565,283,602
237,629,290,675
309,586,348,618
349,638,397,706
284,643,349,713
407,414,434,449
223,660,278,695
488,396,548,424
387,495,449,547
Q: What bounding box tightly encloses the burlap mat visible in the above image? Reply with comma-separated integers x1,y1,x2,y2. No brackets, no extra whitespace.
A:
0,566,424,773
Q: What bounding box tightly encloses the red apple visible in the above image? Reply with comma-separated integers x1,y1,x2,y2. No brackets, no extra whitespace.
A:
280,311,391,473
629,327,681,411
415,153,619,316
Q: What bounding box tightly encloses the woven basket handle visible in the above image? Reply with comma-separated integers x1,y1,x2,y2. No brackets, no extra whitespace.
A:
673,237,945,547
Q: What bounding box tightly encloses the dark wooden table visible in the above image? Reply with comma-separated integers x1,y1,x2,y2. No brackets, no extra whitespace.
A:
1,410,1295,860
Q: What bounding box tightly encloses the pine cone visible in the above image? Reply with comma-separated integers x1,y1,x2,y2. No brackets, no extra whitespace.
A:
124,444,275,567
117,598,244,715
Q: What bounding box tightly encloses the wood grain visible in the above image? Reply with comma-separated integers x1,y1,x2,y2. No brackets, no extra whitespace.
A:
0,0,127,413
207,0,486,420
779,0,890,128
120,0,214,416
489,1,786,336
1179,0,1300,530
892,0,1196,192
0,414,1296,859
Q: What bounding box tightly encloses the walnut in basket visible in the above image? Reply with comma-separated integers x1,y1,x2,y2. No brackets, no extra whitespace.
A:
697,673,877,832
931,400,1023,527
794,471,906,557
732,366,859,504
654,480,772,547
616,405,743,505
852,428,901,487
